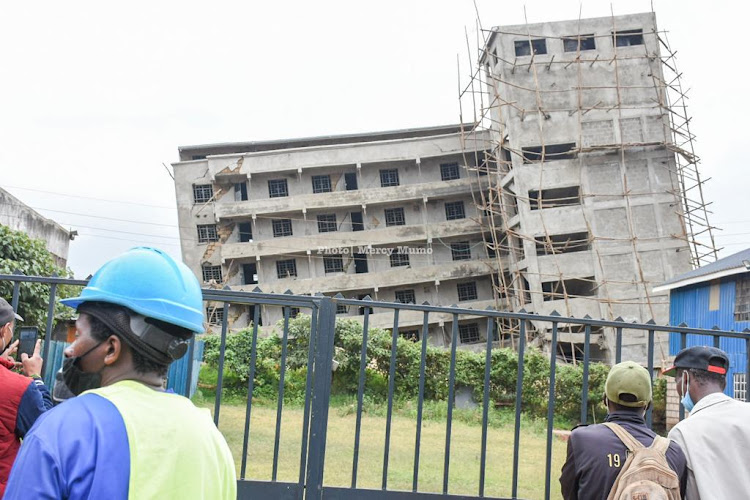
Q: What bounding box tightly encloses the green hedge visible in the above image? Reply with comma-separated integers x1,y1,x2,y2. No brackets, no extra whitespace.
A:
202,315,636,424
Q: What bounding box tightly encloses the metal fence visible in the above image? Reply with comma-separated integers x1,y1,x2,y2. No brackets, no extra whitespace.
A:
2,272,749,499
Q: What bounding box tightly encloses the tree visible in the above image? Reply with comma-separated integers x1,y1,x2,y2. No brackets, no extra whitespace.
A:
0,224,76,330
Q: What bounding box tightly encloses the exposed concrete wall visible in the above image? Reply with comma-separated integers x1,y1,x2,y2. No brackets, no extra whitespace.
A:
173,128,499,340
483,12,693,364
0,187,72,268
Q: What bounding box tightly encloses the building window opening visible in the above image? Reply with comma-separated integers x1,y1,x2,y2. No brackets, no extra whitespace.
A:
353,253,368,274
234,182,248,201
197,224,218,243
399,329,420,342
312,175,332,194
358,294,373,315
522,143,577,163
459,323,481,344
528,186,581,210
380,169,400,187
613,29,644,47
351,211,364,231
734,373,747,402
336,303,349,315
238,222,253,242
451,242,472,261
201,264,222,283
563,35,596,52
268,179,289,198
440,162,460,181
206,307,224,326
272,219,293,237
735,276,750,322
389,250,410,267
242,263,258,285
289,307,300,319
276,259,297,278
445,201,466,221
457,282,478,302
344,172,358,190
384,207,406,227
317,214,337,233
535,231,590,256
193,184,214,204
514,39,547,57
541,277,597,301
394,289,416,304
323,255,344,274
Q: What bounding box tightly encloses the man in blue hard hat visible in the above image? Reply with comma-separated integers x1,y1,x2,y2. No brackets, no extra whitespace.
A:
5,247,236,499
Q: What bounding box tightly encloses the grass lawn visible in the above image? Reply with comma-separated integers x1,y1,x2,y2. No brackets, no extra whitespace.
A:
200,396,568,499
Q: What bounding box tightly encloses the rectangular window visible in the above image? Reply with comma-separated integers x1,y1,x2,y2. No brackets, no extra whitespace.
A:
528,186,581,210
451,242,472,261
289,307,300,319
709,280,721,312
351,211,364,231
514,39,547,57
242,263,258,285
353,253,368,274
268,179,289,198
563,35,596,52
734,373,747,402
272,219,293,237
384,207,405,227
276,259,297,278
193,184,213,203
399,329,420,342
206,307,224,326
459,323,481,344
445,201,466,221
336,303,349,315
317,214,337,233
390,250,410,267
197,224,218,243
735,276,750,322
522,143,577,163
201,264,222,283
345,172,358,190
312,175,332,194
234,182,248,201
238,222,253,242
394,289,416,304
323,255,344,274
613,29,644,47
457,282,478,301
380,169,400,187
358,294,373,315
440,162,460,181
535,232,590,256
541,277,597,301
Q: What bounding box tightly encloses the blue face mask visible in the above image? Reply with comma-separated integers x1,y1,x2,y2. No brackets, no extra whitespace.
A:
681,372,695,412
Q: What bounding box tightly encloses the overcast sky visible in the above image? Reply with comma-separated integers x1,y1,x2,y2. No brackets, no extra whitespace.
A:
1,0,746,278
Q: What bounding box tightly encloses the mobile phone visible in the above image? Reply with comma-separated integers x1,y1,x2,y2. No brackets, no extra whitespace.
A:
17,327,38,358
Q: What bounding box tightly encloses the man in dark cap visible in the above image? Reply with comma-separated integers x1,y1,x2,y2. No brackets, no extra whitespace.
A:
560,361,686,499
0,298,52,496
665,345,750,499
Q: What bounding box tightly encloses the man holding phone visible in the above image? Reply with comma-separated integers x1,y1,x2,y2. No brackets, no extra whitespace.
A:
0,298,53,496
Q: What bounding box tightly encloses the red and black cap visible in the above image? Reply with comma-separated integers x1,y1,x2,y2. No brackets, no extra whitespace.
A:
663,345,730,377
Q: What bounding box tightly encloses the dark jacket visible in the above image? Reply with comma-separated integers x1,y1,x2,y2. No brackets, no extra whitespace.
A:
560,411,687,500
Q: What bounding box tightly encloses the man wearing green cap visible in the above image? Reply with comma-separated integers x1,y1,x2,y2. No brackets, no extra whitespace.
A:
665,345,750,499
560,361,687,499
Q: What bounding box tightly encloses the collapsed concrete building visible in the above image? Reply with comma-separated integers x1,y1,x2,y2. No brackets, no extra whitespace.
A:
172,125,501,347
172,12,716,364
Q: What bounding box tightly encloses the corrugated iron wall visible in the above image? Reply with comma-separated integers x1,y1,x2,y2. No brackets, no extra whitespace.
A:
668,278,748,397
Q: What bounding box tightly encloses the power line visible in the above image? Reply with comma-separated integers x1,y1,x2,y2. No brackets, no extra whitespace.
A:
3,185,176,210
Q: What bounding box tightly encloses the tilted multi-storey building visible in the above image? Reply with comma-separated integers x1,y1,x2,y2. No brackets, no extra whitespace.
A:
467,12,713,363
172,125,500,347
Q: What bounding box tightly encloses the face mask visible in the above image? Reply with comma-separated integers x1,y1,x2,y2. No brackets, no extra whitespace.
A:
61,342,105,396
680,371,695,412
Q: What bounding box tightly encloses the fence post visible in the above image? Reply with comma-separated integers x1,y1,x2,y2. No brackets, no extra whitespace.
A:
305,297,336,500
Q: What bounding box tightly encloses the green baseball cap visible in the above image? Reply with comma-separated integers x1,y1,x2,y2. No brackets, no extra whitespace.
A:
605,361,652,407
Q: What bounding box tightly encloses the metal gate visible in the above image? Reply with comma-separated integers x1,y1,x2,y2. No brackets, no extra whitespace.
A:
2,273,748,499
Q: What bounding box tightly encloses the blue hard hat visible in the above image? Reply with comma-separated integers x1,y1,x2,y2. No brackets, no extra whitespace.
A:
62,247,205,333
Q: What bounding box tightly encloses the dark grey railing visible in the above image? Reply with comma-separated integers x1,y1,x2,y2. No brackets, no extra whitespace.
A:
2,272,748,500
